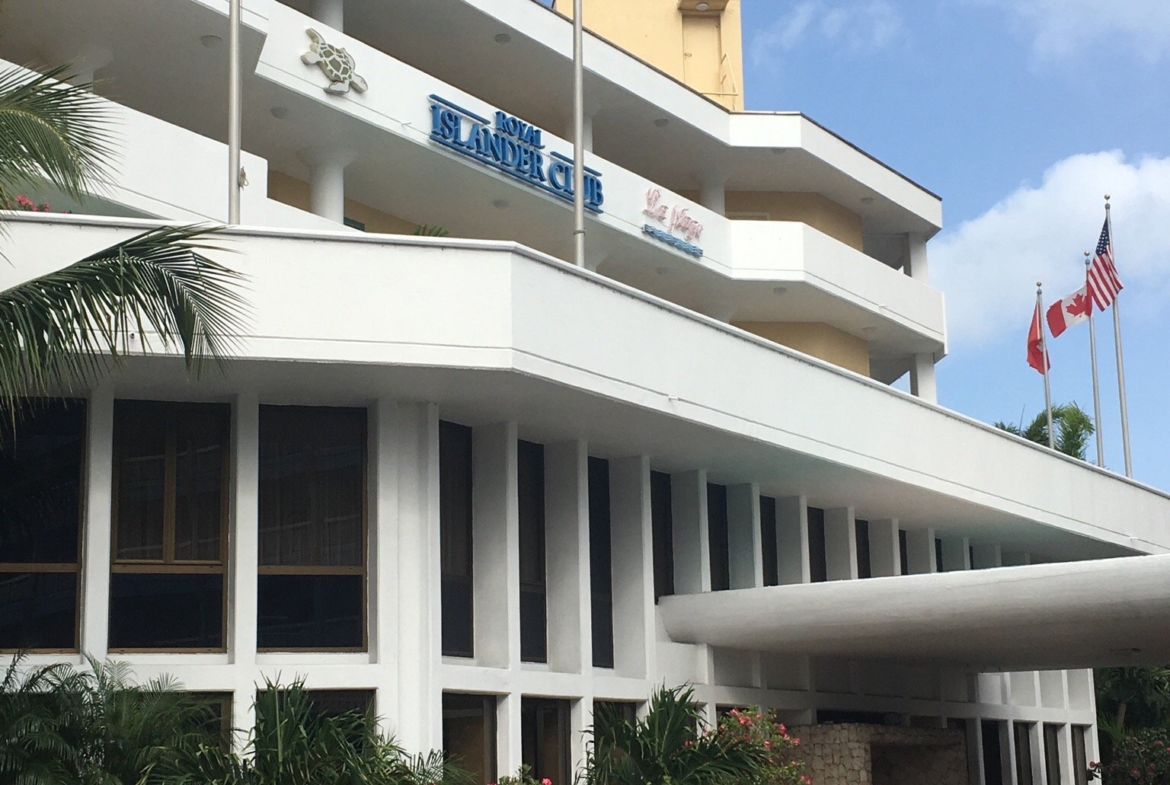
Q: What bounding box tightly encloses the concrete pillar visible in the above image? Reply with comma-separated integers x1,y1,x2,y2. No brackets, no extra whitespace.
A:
80,387,114,659
868,519,900,577
904,528,937,574
369,398,399,735
967,719,987,785
824,507,858,581
726,484,762,589
699,179,726,216
472,424,519,669
609,456,654,679
544,440,591,673
906,232,929,283
227,392,259,744
671,470,709,594
775,496,810,585
311,0,344,29
299,147,354,224
910,352,938,404
971,543,1002,569
571,696,593,781
394,403,442,753
940,536,971,572
498,692,523,779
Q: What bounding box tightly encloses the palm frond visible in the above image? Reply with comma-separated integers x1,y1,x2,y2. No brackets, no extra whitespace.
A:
0,63,114,205
0,225,248,411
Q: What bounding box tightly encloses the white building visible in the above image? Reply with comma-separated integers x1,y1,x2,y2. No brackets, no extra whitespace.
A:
2,1,1169,784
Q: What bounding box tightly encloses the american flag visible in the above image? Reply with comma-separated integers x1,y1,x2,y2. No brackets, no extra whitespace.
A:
1087,218,1123,310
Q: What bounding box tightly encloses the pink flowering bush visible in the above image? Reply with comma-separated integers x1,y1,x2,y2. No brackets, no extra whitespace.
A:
1091,729,1170,784
3,194,52,211
716,708,809,785
492,766,551,785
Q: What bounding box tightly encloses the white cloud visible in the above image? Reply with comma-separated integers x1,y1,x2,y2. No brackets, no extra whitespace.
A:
749,1,903,67
975,0,1170,61
932,151,1170,348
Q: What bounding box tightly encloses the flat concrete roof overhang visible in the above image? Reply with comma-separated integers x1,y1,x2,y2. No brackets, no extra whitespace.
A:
659,555,1170,671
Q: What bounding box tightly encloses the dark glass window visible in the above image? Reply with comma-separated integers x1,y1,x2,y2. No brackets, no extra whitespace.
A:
0,400,85,651
518,440,547,663
650,471,674,601
707,484,729,591
440,421,474,658
1015,723,1035,785
589,457,613,669
1072,726,1089,785
258,406,366,651
111,401,229,651
935,537,944,572
982,720,1005,785
760,496,778,587
444,693,497,785
855,519,871,579
1043,724,1062,785
595,700,638,729
521,698,570,785
808,507,827,583
898,529,909,576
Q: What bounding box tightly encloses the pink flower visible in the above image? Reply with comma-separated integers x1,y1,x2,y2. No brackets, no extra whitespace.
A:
542,779,552,785
793,737,802,746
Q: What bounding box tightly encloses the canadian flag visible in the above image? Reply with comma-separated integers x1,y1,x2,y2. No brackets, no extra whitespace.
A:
1046,285,1093,338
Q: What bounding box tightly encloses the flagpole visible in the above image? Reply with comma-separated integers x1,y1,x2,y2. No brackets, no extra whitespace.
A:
1105,195,1132,477
227,0,242,224
1037,282,1054,450
571,0,585,268
1084,251,1105,467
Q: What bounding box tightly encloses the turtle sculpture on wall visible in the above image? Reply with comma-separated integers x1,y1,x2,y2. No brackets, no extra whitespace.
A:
302,28,368,95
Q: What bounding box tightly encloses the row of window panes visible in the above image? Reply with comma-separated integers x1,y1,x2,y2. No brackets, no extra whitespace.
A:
1,400,365,652
980,720,1093,785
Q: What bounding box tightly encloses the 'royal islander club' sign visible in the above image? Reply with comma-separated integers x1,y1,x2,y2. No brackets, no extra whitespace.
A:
428,95,604,213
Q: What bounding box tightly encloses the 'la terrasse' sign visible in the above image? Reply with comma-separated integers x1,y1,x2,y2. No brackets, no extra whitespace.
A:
429,95,604,213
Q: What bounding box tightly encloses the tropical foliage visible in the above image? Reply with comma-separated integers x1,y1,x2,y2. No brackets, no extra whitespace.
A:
584,685,806,785
994,401,1095,460
0,63,246,413
1090,729,1170,785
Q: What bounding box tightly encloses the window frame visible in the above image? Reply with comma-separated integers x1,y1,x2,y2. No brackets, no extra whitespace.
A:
256,405,369,654
0,399,87,654
109,400,231,653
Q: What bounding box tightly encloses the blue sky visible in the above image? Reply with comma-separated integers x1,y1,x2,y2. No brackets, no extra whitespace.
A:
741,0,1170,489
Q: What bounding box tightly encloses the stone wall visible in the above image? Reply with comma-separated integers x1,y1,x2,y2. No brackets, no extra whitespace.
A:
790,724,968,785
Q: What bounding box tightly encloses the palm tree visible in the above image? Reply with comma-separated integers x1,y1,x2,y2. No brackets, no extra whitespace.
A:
584,685,764,785
0,655,223,785
0,64,246,412
995,402,1095,460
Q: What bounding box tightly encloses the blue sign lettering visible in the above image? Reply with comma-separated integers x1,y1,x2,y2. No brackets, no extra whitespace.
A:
429,95,603,213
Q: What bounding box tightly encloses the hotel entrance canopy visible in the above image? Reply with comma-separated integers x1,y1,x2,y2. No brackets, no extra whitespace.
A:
659,554,1170,671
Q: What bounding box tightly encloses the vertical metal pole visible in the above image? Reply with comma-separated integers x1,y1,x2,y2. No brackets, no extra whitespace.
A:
1038,283,1054,450
1105,197,1132,476
1085,252,1105,468
572,0,585,268
228,0,243,224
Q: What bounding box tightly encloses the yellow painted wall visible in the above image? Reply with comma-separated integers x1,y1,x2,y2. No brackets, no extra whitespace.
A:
733,321,871,376
556,0,744,110
725,192,865,251
267,171,418,235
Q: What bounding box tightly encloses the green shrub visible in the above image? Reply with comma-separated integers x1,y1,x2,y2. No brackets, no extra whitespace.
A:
1092,728,1170,784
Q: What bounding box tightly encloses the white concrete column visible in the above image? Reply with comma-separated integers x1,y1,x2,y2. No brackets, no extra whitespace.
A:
699,178,726,216
369,399,398,671
868,519,899,577
1003,721,1021,785
298,147,354,224
80,387,114,659
310,0,344,29
824,506,858,581
726,484,762,589
775,496,810,585
940,536,971,572
904,528,937,574
971,543,1002,570
497,691,524,779
472,423,519,669
910,353,938,404
906,232,929,283
571,696,593,780
394,403,442,753
609,456,654,679
544,440,591,673
228,392,258,745
671,470,709,594
967,720,987,785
